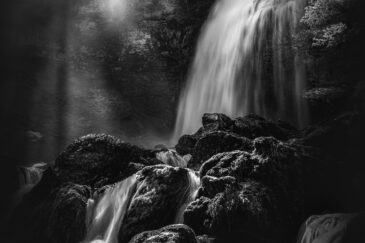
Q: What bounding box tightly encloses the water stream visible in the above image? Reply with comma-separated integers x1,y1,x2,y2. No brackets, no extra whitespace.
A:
174,0,308,139
83,175,138,243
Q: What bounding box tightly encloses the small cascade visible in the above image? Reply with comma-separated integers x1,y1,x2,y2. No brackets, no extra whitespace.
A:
13,162,48,205
174,170,201,223
156,149,191,168
83,152,201,242
18,162,48,186
83,175,138,243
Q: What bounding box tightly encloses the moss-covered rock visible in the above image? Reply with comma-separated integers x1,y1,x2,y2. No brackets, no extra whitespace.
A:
55,134,160,188
119,165,193,242
129,224,198,243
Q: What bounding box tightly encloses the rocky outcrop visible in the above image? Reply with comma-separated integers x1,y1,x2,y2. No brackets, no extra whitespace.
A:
183,135,335,242
10,183,91,243
55,134,160,188
119,165,193,243
129,224,198,243
232,114,298,140
8,112,365,243
176,113,298,168
199,137,321,195
184,180,282,243
191,131,252,167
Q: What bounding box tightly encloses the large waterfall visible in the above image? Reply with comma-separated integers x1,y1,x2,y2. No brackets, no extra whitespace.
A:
174,0,308,139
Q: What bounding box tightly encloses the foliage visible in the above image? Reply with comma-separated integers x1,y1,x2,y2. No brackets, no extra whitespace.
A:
150,0,216,68
296,0,351,54
295,0,365,88
152,22,194,66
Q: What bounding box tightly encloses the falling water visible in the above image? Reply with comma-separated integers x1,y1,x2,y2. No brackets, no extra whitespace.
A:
13,162,48,205
174,170,201,223
174,0,308,139
83,175,137,243
18,162,48,187
156,149,192,168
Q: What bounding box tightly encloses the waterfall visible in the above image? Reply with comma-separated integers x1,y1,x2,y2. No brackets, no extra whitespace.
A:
174,0,308,139
83,149,201,243
156,149,191,168
13,162,48,205
83,175,138,243
174,170,201,223
18,162,47,187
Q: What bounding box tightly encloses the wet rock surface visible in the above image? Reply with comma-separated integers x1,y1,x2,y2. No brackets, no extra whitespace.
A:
184,135,324,242
129,224,198,243
119,165,193,243
177,113,365,242
176,113,299,168
7,112,365,243
184,180,282,242
10,183,91,243
55,134,159,188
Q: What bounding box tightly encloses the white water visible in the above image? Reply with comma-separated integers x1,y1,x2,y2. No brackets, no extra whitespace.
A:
156,149,191,168
174,170,201,223
174,0,308,139
83,175,137,243
83,148,200,243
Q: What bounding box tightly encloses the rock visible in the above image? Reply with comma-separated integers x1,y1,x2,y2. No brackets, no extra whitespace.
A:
297,113,365,210
196,235,215,243
184,181,282,243
232,114,297,140
199,137,314,191
297,213,365,243
10,183,91,243
202,113,233,131
55,134,159,188
299,113,361,158
190,131,253,167
119,165,193,242
196,175,237,199
175,113,234,157
129,224,198,243
176,134,199,156
187,136,338,241
175,113,298,168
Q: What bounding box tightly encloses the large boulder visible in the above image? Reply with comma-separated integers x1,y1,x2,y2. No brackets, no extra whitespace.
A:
297,213,365,243
175,114,298,168
184,180,282,243
176,113,235,156
119,165,194,242
184,137,337,242
10,183,91,243
55,134,160,188
232,114,297,140
129,224,198,243
202,113,234,131
190,131,252,167
199,137,321,200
